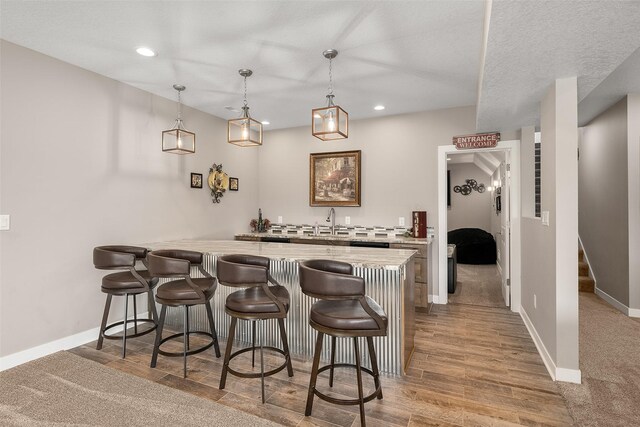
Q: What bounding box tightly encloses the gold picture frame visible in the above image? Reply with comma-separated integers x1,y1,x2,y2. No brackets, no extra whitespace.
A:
309,150,361,207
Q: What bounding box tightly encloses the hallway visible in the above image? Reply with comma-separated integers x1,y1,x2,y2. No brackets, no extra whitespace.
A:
448,264,505,308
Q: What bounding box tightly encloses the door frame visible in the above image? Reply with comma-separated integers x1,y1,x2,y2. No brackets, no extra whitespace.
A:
436,140,521,312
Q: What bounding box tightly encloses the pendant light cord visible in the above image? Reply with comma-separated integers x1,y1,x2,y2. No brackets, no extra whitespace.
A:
243,76,248,108
328,57,334,95
177,89,182,122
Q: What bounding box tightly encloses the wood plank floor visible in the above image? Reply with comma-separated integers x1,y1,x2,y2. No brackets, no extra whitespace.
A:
70,303,574,426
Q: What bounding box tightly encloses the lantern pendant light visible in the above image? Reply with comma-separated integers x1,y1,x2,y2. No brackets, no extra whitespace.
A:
228,69,262,147
312,49,348,141
162,84,196,154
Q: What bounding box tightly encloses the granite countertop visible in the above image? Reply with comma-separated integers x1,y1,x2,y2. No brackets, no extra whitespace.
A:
235,232,432,245
143,239,417,270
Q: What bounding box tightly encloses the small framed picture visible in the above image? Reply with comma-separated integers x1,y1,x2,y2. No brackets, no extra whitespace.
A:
229,177,239,191
190,173,203,189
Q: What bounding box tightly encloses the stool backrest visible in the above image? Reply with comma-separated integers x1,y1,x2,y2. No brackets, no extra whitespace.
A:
93,245,147,270
147,249,207,278
217,254,269,288
298,259,365,300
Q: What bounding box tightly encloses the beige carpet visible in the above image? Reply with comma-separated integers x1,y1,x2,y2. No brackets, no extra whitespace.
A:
447,263,506,307
0,351,279,426
558,293,640,427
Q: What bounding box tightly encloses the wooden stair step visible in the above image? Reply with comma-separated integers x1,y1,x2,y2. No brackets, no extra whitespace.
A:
579,276,595,293
579,261,589,276
578,249,585,262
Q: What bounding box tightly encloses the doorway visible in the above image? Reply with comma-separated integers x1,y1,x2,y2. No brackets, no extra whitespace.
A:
436,141,521,312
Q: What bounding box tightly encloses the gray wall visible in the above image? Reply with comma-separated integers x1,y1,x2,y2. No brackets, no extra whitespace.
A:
579,97,629,305
626,94,640,311
0,41,259,357
521,78,579,373
447,163,491,232
258,107,476,229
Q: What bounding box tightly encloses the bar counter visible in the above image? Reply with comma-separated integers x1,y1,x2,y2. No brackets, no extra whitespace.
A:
144,240,416,375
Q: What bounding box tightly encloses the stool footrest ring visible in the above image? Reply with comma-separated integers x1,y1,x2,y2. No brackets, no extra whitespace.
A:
101,318,156,340
314,363,382,405
226,346,288,379
157,331,215,358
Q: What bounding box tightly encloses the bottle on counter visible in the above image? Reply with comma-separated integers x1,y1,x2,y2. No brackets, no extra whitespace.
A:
258,208,264,232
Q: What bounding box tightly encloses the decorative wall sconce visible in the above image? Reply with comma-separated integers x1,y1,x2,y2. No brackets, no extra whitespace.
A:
228,69,262,147
453,179,485,196
312,49,348,141
208,163,229,203
162,84,195,154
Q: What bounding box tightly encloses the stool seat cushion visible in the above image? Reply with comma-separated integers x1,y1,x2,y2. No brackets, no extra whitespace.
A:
101,270,158,291
310,296,387,331
225,285,290,314
156,277,216,301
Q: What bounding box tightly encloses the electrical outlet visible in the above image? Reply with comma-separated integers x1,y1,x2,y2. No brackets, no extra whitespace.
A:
534,294,537,309
345,216,351,225
0,215,10,231
277,216,283,224
399,217,405,226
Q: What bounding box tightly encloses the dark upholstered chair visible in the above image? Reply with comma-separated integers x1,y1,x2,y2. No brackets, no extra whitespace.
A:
298,259,388,427
93,245,159,358
147,249,221,378
216,254,293,403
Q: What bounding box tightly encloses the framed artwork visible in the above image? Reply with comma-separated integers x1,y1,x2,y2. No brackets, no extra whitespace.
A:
190,173,203,189
229,177,239,191
309,150,361,207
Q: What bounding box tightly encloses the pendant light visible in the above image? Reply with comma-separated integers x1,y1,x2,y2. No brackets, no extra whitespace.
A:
312,49,348,141
228,69,262,147
162,84,195,154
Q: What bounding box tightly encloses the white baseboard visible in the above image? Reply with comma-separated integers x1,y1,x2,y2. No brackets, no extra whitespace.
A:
520,308,582,384
0,309,151,372
594,286,640,318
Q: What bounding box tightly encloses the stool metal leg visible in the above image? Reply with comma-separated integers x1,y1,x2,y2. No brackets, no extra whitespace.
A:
305,332,324,416
353,337,366,427
259,319,265,404
121,294,129,358
277,318,294,377
329,335,336,387
151,305,167,368
133,295,138,335
97,294,113,350
366,336,383,399
252,320,256,368
204,302,221,357
220,316,237,390
183,305,188,378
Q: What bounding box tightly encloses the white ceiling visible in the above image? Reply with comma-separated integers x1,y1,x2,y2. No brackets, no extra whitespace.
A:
1,1,639,131
448,151,503,176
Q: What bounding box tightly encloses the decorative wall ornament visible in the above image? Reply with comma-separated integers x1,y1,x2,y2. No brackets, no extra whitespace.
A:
453,179,485,196
190,173,203,188
208,163,229,203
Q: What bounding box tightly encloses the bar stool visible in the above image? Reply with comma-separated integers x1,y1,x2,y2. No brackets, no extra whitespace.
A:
148,249,221,378
93,245,159,358
299,259,388,427
216,254,294,403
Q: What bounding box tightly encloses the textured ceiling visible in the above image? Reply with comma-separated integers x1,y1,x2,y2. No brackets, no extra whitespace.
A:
2,1,639,132
477,0,640,132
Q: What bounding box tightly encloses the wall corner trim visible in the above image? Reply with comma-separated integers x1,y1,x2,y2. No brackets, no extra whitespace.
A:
520,308,582,384
594,286,636,316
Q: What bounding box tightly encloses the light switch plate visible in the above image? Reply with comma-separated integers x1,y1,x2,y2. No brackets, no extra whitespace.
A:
541,211,550,226
345,216,351,225
399,217,405,226
0,215,10,231
277,216,283,224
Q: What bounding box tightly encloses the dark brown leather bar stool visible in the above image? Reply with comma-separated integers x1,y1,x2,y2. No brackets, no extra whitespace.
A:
93,245,159,358
147,249,221,378
299,259,388,427
216,254,294,403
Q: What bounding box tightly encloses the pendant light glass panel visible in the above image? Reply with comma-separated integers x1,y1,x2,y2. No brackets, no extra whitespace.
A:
162,125,195,154
162,84,195,154
312,105,348,140
228,116,262,146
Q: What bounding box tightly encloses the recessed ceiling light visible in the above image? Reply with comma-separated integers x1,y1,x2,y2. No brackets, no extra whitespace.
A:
136,47,156,57
261,121,270,125
374,105,385,111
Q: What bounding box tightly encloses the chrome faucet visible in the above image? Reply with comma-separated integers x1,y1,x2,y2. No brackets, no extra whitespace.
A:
326,208,336,234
